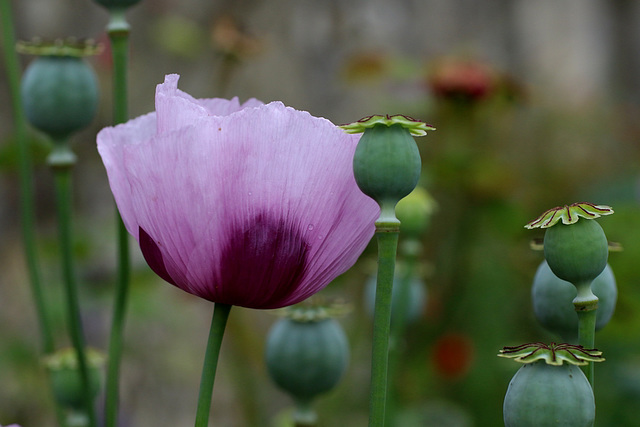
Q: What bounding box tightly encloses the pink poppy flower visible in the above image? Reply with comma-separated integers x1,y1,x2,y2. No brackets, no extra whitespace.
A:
98,74,378,309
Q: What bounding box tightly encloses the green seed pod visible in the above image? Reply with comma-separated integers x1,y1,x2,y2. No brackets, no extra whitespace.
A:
532,261,617,341
504,362,594,426
525,203,613,290
353,124,421,205
543,219,608,286
265,315,349,401
19,40,100,141
499,343,604,427
43,348,105,411
395,186,437,237
342,115,434,209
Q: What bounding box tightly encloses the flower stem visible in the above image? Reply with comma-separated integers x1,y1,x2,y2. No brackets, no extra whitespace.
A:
293,398,317,427
576,308,597,386
573,280,598,388
0,0,55,355
369,213,400,427
103,10,132,427
49,147,97,427
384,239,420,425
195,303,232,427
106,9,130,125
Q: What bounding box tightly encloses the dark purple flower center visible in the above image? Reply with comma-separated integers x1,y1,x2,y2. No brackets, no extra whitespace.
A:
139,213,310,309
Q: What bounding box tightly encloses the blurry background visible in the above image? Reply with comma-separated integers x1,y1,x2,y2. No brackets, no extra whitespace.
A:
2,0,640,425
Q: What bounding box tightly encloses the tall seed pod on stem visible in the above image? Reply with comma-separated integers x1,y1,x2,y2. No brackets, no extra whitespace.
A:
525,202,613,386
341,115,434,426
19,38,101,427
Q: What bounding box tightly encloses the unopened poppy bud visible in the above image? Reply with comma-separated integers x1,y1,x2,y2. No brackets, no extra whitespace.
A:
18,38,100,142
43,348,105,412
342,115,434,212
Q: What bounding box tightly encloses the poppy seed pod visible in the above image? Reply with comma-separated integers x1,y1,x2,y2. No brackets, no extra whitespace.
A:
395,186,437,237
543,219,608,286
342,115,434,210
504,362,594,426
525,203,613,288
43,348,105,411
532,261,617,341
20,40,100,141
353,124,421,205
499,343,604,427
265,312,349,401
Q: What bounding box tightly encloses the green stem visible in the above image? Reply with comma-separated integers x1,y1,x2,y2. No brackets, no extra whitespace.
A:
576,308,597,386
0,0,55,355
369,215,400,427
195,303,232,427
104,10,132,427
49,147,96,427
3,4,67,425
384,239,421,425
293,398,317,427
573,280,598,388
107,9,130,125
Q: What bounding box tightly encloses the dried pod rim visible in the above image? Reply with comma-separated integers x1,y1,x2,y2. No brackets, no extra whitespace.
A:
498,342,604,366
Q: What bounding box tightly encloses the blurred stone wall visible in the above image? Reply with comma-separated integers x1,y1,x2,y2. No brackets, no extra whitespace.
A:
3,0,640,120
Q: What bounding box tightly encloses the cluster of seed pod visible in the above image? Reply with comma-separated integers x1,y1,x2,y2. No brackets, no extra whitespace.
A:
501,202,615,426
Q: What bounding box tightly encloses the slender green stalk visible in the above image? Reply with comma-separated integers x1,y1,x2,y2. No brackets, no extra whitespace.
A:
103,10,132,427
293,398,317,427
384,239,420,425
369,218,400,427
0,0,55,355
576,307,597,386
50,148,97,427
195,303,232,427
3,4,68,425
573,280,598,388
104,214,130,427
107,9,130,125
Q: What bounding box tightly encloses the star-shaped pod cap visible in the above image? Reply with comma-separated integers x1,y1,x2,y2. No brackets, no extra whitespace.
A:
498,342,604,366
341,114,435,136
525,202,613,229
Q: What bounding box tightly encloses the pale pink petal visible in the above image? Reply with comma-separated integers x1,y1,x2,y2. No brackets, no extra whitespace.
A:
98,75,378,309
